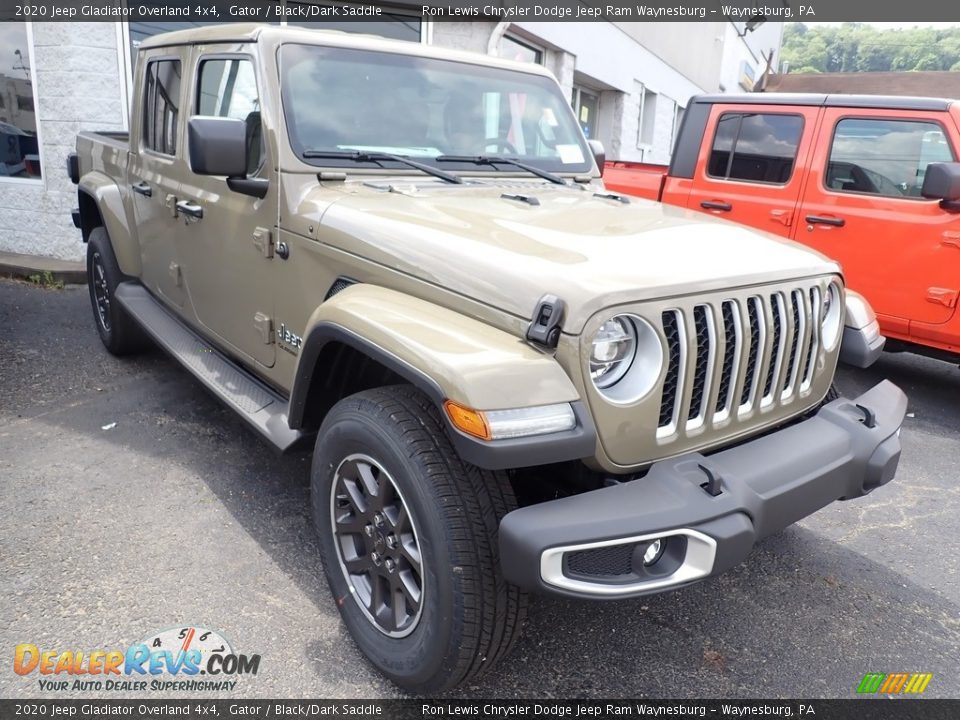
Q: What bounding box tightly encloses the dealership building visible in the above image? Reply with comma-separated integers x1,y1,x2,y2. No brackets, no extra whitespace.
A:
0,9,781,262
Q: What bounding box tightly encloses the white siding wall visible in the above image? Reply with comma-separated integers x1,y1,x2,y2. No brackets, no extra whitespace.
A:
0,23,125,261
719,22,784,93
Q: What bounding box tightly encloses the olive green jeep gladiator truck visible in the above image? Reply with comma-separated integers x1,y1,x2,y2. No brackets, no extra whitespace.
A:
69,24,907,692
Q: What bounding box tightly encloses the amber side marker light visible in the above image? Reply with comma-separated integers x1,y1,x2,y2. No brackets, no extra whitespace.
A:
444,400,492,441
444,400,577,441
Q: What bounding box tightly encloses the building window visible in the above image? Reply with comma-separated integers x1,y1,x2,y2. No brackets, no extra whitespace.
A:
0,22,41,180
142,59,182,156
572,86,599,139
708,112,804,184
197,58,265,175
827,118,955,198
637,86,657,148
671,103,685,151
501,35,543,64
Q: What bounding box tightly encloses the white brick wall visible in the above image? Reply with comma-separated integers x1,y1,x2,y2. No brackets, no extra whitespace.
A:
429,21,497,54
0,23,125,262
612,81,682,165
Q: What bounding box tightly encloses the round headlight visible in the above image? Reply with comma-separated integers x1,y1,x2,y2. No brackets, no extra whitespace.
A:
589,315,663,403
590,317,637,389
821,281,843,349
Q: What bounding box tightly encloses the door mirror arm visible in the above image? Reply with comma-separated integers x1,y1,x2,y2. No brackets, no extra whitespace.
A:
227,177,269,199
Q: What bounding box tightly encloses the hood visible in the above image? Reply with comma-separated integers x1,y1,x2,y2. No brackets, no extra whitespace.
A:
314,179,838,333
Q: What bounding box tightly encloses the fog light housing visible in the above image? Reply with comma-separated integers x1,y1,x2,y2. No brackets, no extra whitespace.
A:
643,538,666,566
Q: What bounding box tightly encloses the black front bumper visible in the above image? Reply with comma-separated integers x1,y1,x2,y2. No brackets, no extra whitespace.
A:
499,380,907,599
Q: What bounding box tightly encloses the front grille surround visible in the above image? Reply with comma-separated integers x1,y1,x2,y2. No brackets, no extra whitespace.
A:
578,276,841,470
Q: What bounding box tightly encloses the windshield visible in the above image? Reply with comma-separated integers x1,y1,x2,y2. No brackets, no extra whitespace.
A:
279,44,593,174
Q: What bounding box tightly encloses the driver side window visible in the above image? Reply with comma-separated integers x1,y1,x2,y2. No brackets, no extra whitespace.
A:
196,58,265,176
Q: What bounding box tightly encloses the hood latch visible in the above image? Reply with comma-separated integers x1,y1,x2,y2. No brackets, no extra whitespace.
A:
526,294,566,349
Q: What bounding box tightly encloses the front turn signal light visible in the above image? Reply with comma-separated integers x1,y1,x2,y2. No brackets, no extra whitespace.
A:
444,401,577,441
444,400,491,441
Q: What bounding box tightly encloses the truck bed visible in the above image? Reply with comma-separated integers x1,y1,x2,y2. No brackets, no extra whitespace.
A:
603,160,667,201
76,130,130,182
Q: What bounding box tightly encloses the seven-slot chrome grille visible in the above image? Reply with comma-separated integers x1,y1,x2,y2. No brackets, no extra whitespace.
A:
656,284,824,442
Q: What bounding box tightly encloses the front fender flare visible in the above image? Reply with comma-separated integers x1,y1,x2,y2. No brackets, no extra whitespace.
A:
288,285,596,470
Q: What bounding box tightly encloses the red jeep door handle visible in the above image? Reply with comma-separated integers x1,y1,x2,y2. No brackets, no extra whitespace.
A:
806,214,845,227
701,200,732,212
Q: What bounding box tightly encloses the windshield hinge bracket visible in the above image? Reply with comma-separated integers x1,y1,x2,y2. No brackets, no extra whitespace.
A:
252,226,274,258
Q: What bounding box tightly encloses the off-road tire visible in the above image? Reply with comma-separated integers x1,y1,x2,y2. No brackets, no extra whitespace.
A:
86,227,148,356
311,385,527,693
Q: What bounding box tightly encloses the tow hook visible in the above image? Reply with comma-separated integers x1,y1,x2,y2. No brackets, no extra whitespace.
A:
698,464,724,497
856,403,877,428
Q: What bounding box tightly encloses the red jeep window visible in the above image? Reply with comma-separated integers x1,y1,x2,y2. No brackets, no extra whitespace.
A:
827,118,955,199
707,112,804,184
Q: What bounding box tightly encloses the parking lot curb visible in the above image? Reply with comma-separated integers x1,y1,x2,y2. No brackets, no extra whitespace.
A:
0,251,86,285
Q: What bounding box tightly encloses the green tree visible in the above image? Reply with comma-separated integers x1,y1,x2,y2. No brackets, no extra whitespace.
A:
781,23,960,74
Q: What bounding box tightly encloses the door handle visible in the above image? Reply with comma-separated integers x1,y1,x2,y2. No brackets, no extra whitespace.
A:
131,182,152,197
175,200,203,219
701,200,732,212
805,215,845,227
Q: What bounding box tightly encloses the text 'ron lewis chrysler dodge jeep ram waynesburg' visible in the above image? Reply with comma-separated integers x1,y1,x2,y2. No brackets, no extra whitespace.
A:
69,25,907,692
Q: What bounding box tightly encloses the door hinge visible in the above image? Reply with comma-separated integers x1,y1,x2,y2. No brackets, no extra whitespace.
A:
164,194,178,218
252,226,273,258
254,312,274,344
926,287,958,308
168,262,182,287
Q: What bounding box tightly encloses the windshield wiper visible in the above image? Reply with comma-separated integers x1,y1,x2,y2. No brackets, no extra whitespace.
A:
302,150,462,184
436,155,567,185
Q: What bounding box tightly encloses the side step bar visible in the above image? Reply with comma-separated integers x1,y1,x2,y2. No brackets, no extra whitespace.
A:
115,283,308,453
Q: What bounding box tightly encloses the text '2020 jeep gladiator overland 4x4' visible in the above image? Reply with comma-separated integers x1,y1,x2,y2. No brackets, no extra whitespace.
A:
69,25,907,692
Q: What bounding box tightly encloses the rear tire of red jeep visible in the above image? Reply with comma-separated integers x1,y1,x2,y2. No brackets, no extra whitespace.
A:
87,227,148,356
311,385,527,693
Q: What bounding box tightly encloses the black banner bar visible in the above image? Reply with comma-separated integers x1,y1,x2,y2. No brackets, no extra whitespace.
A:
0,700,956,720
6,0,960,23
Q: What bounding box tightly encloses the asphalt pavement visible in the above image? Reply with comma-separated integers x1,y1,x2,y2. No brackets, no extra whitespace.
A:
1,278,958,699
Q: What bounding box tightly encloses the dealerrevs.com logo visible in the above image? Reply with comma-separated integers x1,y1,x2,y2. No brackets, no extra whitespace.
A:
13,626,261,692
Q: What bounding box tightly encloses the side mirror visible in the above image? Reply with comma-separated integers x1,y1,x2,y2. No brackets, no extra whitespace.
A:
587,139,605,176
187,116,268,199
921,162,960,210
